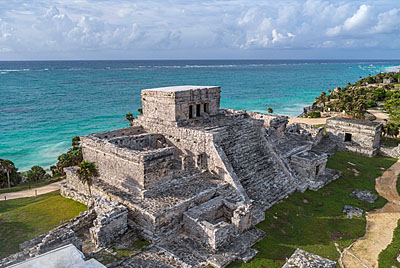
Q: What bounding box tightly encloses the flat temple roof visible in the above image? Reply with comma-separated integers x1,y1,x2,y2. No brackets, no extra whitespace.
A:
142,85,219,93
327,117,382,127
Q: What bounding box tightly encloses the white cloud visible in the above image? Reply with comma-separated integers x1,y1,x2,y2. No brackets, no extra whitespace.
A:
0,0,399,59
371,8,400,34
326,5,374,36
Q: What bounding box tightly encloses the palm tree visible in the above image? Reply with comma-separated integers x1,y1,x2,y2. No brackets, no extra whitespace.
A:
0,159,15,188
267,107,273,114
126,113,134,126
77,161,98,196
384,122,399,137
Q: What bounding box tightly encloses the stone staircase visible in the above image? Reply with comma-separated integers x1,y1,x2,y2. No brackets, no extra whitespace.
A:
217,118,298,215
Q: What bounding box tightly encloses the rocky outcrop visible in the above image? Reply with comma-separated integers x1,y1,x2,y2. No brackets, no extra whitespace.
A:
350,189,378,203
283,248,336,268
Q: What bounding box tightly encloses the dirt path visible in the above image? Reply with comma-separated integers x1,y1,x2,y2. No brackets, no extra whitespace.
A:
0,180,65,201
367,109,390,123
287,109,388,127
341,160,400,268
288,117,327,125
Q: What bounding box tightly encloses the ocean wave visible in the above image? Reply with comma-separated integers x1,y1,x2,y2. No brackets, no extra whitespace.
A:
37,141,69,162
0,68,30,72
384,66,400,73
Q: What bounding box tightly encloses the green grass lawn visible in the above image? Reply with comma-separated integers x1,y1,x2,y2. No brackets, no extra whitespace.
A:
229,152,396,268
381,175,400,268
378,218,400,268
0,190,87,259
397,174,400,197
0,177,63,194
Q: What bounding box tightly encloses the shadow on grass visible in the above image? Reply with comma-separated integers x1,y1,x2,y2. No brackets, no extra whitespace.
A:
0,219,34,259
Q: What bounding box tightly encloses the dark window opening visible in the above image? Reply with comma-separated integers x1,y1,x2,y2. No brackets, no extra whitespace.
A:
316,164,320,176
204,103,209,113
189,105,193,119
344,133,352,142
196,104,201,117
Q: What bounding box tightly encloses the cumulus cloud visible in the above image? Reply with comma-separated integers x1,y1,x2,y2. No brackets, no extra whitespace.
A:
0,0,399,58
326,5,374,36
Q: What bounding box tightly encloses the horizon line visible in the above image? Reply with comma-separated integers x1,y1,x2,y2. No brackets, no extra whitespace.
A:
1,58,400,62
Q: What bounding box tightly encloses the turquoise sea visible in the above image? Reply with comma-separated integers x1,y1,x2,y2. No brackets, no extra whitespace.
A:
1,60,400,171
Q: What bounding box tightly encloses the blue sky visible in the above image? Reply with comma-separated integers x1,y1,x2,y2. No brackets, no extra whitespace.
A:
0,0,399,60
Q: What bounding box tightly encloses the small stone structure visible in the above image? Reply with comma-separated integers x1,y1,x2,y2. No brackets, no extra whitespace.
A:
342,205,363,218
89,197,128,248
379,143,400,158
141,85,221,126
183,196,252,251
350,189,378,203
290,151,329,190
282,248,336,268
6,85,342,268
326,117,382,157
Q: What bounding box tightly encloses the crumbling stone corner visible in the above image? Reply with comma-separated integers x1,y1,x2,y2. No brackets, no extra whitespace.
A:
89,197,128,248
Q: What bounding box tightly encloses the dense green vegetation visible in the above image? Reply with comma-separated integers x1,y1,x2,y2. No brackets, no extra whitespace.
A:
382,137,400,148
229,152,396,268
312,72,400,123
50,136,83,177
0,160,52,189
0,136,83,192
378,218,400,267
307,111,321,118
0,159,21,188
0,191,87,259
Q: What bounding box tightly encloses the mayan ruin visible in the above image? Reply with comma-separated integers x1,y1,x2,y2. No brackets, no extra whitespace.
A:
2,85,350,268
5,83,400,268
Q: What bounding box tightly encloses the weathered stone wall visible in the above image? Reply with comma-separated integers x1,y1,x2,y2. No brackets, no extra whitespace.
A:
290,151,327,180
130,187,218,241
141,86,221,126
379,145,400,158
247,112,288,138
92,126,145,140
183,197,235,250
90,197,128,248
81,135,144,190
326,117,382,157
108,133,166,151
135,119,213,170
61,167,107,205
81,134,175,191
135,117,249,202
286,123,325,146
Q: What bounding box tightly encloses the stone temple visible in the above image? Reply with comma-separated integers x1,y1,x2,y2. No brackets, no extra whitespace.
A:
2,85,342,268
